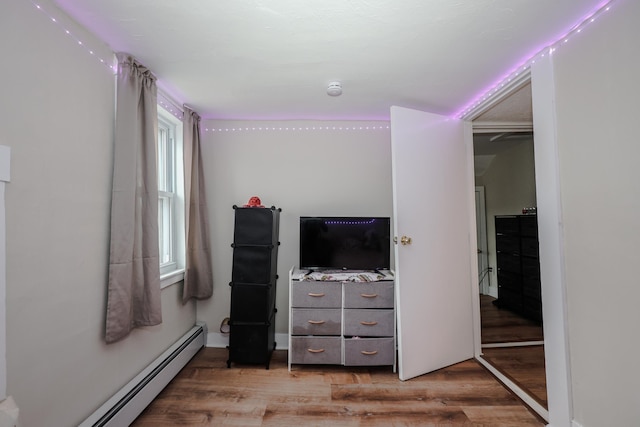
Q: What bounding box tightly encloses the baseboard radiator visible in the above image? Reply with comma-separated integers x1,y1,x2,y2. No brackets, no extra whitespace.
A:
79,322,207,427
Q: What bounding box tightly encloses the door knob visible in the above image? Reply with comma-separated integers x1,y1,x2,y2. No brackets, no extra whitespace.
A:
400,235,412,246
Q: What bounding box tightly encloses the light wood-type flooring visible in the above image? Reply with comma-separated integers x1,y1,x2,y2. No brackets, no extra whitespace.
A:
479,294,547,408
480,295,543,344
133,347,545,426
482,346,547,409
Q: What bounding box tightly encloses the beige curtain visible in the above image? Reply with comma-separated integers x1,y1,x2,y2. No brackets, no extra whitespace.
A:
182,107,214,302
105,53,162,343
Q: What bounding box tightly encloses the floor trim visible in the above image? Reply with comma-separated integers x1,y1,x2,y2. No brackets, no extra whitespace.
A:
476,355,549,423
482,340,545,348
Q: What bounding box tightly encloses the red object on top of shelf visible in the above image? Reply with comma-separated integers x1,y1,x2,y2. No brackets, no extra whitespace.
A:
243,196,265,208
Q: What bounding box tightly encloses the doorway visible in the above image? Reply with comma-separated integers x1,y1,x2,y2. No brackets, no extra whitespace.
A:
471,81,548,419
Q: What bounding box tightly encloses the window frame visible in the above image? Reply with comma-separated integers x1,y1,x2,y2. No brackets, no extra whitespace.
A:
157,106,185,288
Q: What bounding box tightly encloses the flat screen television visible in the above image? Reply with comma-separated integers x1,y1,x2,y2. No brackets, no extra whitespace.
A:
299,216,391,271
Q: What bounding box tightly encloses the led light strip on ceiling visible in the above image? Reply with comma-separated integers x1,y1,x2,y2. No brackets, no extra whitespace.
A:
32,0,618,127
31,1,115,72
203,125,391,132
456,0,616,119
158,93,184,121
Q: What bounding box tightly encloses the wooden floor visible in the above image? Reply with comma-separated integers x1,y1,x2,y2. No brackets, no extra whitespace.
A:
482,346,547,408
480,295,543,344
479,295,547,409
133,348,545,426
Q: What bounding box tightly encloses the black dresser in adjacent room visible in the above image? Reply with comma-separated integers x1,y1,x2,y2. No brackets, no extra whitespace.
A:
494,214,542,323
227,205,281,369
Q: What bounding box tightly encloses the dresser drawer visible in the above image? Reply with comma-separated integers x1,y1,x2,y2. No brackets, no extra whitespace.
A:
344,309,394,337
520,237,539,257
519,215,538,237
343,282,394,308
496,234,520,253
291,281,342,308
290,337,342,364
495,216,519,234
522,256,540,278
291,308,341,335
344,337,394,366
497,252,521,274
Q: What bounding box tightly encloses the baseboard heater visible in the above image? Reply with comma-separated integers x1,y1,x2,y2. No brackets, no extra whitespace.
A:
79,322,207,427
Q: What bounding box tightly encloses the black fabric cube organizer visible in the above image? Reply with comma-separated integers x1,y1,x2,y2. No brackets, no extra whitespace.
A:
227,205,280,369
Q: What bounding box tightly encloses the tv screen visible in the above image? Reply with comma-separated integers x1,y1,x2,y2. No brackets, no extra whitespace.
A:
300,216,391,271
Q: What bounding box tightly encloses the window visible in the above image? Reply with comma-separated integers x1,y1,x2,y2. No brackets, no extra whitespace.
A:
157,106,185,286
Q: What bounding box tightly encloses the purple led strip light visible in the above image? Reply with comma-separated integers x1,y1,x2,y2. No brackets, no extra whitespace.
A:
203,125,390,132
32,1,186,121
455,0,616,118
31,1,116,72
31,0,617,124
325,219,377,225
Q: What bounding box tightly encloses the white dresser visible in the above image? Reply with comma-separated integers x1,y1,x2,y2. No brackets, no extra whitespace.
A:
288,268,396,371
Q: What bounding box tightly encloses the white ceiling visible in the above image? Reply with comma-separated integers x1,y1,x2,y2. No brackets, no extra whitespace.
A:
51,0,605,121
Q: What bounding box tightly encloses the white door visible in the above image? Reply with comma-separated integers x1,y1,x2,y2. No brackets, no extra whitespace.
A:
391,106,475,381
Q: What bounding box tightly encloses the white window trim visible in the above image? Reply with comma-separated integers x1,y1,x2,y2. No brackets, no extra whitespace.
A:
157,105,185,289
160,268,185,289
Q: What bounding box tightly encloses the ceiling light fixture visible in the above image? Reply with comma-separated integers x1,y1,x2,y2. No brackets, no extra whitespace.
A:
327,82,342,96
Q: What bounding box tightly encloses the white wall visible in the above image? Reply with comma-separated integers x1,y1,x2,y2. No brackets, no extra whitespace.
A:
0,1,196,425
197,121,393,336
551,0,640,425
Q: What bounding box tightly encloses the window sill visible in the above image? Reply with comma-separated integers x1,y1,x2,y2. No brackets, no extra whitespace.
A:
160,269,185,289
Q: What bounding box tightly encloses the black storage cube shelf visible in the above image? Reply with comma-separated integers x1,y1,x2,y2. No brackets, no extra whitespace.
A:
231,246,277,284
233,208,279,245
227,205,280,369
230,283,275,323
494,214,542,323
228,313,276,366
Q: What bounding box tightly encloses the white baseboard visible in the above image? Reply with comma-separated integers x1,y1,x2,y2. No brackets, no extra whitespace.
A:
206,332,289,350
80,323,206,427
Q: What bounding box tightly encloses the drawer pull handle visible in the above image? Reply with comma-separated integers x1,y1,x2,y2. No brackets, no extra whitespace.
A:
307,320,326,325
361,350,378,356
308,292,325,297
361,293,378,298
360,321,378,326
307,348,325,353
